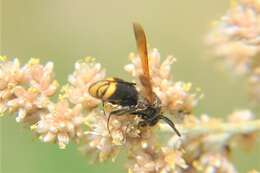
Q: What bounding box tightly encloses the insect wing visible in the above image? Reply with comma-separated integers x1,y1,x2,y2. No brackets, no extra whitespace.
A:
133,23,155,103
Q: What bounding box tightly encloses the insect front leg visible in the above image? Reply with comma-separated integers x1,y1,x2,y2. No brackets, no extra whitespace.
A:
137,120,147,128
107,106,138,135
137,114,159,128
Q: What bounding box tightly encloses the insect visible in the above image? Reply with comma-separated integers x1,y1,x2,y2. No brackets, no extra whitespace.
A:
88,23,181,137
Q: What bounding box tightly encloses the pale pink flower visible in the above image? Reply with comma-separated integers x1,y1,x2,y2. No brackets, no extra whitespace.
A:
228,110,254,123
7,86,50,123
81,104,145,161
240,0,260,11
200,153,237,173
206,0,260,74
0,58,26,114
23,59,58,96
128,144,187,173
81,110,121,162
67,57,106,110
35,100,84,149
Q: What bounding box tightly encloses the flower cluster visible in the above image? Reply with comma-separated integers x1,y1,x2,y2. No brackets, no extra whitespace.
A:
207,0,260,103
66,57,105,110
77,48,199,166
206,0,260,75
160,110,259,173
34,100,84,149
127,129,188,173
1,48,260,172
81,109,127,162
0,57,57,123
125,49,200,115
0,56,105,148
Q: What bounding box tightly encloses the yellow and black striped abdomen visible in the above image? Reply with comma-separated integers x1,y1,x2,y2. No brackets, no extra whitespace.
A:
89,77,116,100
89,77,138,106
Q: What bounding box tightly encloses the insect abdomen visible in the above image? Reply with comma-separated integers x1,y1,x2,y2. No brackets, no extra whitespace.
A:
89,77,138,106
109,80,138,106
89,78,116,100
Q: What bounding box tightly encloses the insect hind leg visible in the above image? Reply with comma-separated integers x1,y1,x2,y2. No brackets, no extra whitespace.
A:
159,115,181,137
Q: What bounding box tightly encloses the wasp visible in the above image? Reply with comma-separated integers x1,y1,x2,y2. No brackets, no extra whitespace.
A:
88,23,181,137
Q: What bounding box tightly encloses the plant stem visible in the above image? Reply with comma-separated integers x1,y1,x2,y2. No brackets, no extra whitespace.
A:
159,119,260,136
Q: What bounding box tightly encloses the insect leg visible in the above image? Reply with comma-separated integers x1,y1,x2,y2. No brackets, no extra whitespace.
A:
102,101,106,116
159,115,181,137
109,107,136,115
107,106,137,135
137,120,148,128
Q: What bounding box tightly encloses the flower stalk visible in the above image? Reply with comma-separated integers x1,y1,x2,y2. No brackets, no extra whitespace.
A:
160,119,260,136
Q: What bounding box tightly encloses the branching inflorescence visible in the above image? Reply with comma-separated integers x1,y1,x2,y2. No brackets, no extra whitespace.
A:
206,0,260,101
1,1,260,172
1,49,259,172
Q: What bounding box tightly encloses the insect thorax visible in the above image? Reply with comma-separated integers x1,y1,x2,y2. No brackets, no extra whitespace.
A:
135,93,162,116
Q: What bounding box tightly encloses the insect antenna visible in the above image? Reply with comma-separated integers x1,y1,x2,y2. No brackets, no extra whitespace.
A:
159,115,181,137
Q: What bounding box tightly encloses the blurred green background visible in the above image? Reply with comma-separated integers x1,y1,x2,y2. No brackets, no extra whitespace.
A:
1,0,259,173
